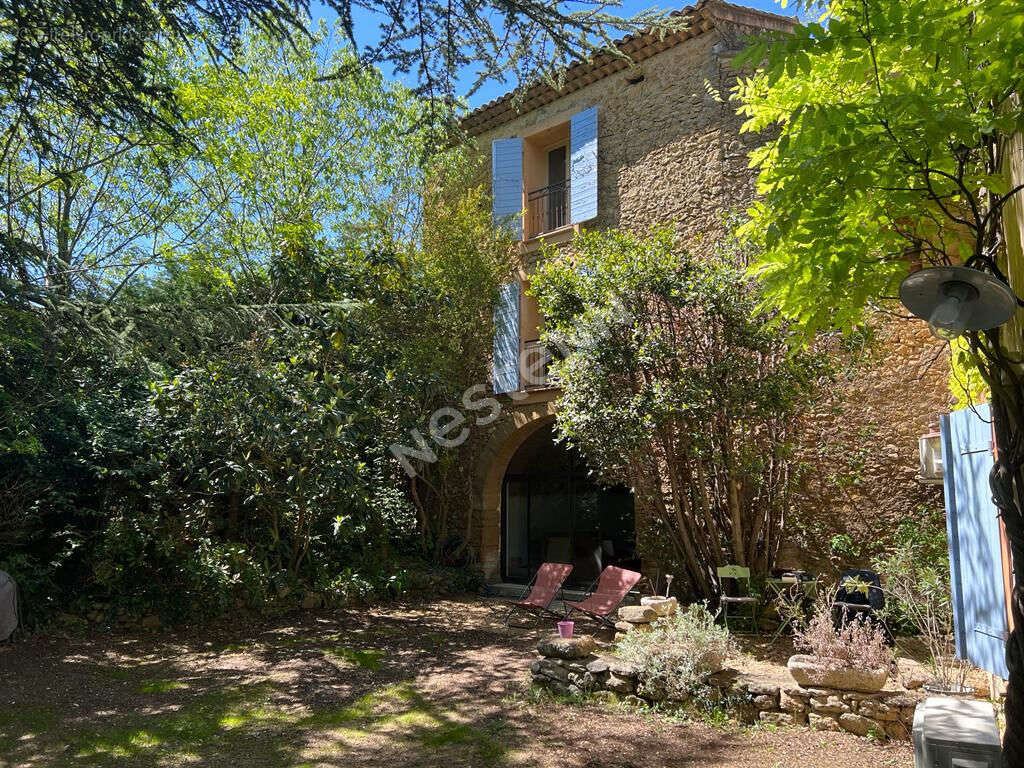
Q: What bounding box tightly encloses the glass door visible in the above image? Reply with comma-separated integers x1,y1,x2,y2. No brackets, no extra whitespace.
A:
500,424,637,586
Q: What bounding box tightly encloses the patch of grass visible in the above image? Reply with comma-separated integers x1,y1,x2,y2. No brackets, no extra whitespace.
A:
422,722,477,747
10,676,513,768
219,642,255,654
70,684,275,763
368,625,404,639
420,720,508,763
219,706,293,729
94,664,135,681
267,631,389,670
137,679,189,694
323,646,385,671
0,706,59,754
301,683,508,765
74,727,166,759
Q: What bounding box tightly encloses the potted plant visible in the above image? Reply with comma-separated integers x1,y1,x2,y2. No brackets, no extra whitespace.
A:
787,597,892,693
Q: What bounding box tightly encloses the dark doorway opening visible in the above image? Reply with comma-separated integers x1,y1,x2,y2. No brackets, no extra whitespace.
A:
501,422,637,587
545,145,568,231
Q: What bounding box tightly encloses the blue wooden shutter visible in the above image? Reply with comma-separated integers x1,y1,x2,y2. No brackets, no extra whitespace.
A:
570,106,598,224
941,404,1009,679
493,281,520,394
491,138,523,238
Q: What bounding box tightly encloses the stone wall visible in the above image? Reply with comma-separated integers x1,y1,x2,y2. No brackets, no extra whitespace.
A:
784,319,953,572
471,17,953,573
528,634,925,742
475,25,760,259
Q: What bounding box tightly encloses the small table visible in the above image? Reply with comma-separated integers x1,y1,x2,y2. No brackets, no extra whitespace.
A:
766,576,818,640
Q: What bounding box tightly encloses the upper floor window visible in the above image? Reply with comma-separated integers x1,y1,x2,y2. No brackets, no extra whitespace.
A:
526,142,568,238
491,106,598,241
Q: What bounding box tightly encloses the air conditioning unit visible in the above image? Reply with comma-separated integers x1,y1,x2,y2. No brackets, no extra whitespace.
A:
913,696,1001,767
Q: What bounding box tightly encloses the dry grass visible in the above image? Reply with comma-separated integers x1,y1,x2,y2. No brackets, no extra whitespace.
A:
0,598,915,768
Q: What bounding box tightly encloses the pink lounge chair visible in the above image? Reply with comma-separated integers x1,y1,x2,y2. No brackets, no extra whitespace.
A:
505,562,574,627
563,565,643,628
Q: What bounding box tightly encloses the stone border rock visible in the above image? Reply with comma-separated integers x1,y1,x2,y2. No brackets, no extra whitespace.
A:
613,598,677,642
528,635,926,741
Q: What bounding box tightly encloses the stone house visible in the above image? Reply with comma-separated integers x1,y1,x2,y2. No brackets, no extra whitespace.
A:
460,0,952,588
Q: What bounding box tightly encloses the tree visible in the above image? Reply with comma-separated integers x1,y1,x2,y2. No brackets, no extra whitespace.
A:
0,18,513,621
0,0,318,203
0,0,675,154
0,106,184,298
733,0,1024,757
165,24,430,276
530,228,824,599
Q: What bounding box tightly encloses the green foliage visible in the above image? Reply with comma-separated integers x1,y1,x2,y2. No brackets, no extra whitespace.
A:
827,533,860,565
950,336,990,408
734,0,1024,339
873,519,971,690
530,227,827,596
616,604,737,701
0,25,507,625
167,27,431,266
873,505,952,637
0,0,677,161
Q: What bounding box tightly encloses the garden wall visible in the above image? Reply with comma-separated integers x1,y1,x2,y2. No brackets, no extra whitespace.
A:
528,635,925,741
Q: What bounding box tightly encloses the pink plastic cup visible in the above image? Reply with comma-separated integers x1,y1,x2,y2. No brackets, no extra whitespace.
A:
557,620,574,639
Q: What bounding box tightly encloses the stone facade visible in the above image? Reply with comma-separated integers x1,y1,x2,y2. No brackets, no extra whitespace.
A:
475,16,763,256
785,319,953,571
465,2,952,579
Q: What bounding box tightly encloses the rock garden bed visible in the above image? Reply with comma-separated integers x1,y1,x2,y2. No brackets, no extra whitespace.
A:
528,633,926,740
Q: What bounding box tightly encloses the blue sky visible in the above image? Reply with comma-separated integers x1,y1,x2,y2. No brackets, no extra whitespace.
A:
310,0,800,109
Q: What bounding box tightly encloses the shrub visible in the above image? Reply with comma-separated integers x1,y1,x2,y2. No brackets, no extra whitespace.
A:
530,227,828,599
616,604,737,700
873,509,967,689
793,598,892,670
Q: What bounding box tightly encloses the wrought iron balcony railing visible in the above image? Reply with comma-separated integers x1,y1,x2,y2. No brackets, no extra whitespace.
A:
526,180,569,239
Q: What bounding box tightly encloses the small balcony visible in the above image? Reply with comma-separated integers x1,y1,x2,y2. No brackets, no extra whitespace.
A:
520,339,553,389
526,181,570,239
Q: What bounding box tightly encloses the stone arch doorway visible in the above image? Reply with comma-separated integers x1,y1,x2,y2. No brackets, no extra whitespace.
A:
474,403,556,581
474,403,636,585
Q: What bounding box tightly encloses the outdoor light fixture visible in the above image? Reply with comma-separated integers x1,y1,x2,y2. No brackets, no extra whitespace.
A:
917,423,943,485
898,266,1019,340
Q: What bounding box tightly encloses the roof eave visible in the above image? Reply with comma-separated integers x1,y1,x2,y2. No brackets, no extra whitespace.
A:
459,0,794,138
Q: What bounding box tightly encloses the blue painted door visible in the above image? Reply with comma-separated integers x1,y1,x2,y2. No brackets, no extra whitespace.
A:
941,404,1009,678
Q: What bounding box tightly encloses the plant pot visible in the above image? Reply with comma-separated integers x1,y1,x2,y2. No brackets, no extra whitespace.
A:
640,596,678,617
786,654,889,692
557,620,574,639
923,682,974,697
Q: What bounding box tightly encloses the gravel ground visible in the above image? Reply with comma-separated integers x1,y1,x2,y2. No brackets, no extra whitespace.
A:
0,598,914,768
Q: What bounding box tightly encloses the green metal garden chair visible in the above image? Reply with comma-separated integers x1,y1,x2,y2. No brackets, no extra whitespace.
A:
717,565,759,634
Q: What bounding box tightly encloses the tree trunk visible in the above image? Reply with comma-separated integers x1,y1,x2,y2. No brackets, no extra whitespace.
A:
997,112,1024,763
989,387,1024,763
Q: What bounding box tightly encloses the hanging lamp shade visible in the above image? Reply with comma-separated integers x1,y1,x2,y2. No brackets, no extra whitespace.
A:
898,266,1018,340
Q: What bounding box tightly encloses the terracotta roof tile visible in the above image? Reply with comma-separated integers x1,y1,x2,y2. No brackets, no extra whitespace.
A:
460,0,794,137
